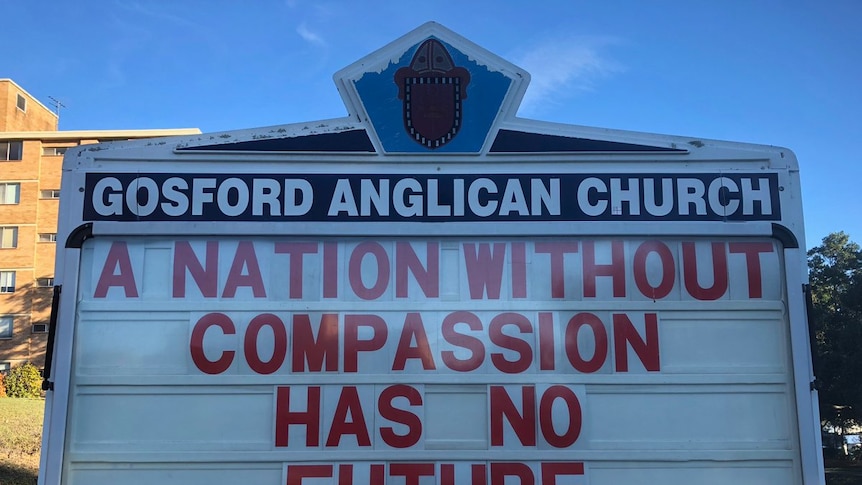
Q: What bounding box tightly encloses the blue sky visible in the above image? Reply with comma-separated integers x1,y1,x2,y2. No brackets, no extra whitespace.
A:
3,1,859,249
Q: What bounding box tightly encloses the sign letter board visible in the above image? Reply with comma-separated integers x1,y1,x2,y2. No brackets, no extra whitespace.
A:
40,22,823,485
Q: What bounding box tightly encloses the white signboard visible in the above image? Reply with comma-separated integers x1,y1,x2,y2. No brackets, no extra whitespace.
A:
62,236,792,484
40,22,824,485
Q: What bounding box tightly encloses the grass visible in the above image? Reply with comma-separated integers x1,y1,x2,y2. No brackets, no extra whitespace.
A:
0,398,43,485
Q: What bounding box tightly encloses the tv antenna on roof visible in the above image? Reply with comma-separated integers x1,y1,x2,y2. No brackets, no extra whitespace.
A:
47,96,66,120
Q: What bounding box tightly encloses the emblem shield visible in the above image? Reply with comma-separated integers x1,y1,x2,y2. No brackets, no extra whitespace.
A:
395,39,471,149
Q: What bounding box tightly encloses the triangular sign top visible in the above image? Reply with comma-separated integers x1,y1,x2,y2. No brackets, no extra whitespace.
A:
335,22,529,154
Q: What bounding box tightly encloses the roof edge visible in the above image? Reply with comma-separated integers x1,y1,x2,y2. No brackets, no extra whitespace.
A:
0,78,59,120
0,128,201,140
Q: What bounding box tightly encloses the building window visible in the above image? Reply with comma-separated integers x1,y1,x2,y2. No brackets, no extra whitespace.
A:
0,316,11,339
0,227,18,249
0,362,9,373
36,277,54,288
32,323,48,334
16,94,26,112
0,272,15,293
1,141,23,161
40,189,61,199
0,317,11,340
0,183,20,204
38,233,57,243
42,147,67,156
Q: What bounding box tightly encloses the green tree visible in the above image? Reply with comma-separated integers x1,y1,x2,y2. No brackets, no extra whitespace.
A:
808,232,862,432
4,363,43,399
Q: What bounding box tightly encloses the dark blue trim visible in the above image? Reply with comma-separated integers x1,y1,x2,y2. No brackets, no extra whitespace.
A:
66,222,93,248
490,129,686,153
41,285,61,391
177,130,375,153
771,223,799,249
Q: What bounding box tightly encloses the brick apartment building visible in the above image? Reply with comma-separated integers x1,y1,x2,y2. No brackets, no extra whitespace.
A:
0,79,199,371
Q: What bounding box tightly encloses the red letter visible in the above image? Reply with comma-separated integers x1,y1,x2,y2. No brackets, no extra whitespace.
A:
538,312,556,371
275,242,318,299
729,242,774,298
539,386,582,447
564,313,608,373
244,313,287,375
323,242,338,298
370,465,385,483
326,386,371,447
94,241,138,297
490,386,536,446
441,311,485,372
275,386,321,447
343,314,388,372
633,241,675,300
682,242,728,300
582,240,626,297
396,242,439,298
491,463,534,485
287,465,332,485
190,312,235,374
222,241,266,298
489,313,533,374
291,314,339,372
511,242,527,298
464,243,506,299
337,464,353,485
392,313,436,371
535,242,578,298
613,313,660,372
389,464,435,485
349,242,390,300
541,463,585,484
378,384,423,448
173,241,218,297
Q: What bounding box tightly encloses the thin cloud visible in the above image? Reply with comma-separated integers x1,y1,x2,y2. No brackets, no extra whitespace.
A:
116,0,198,28
297,22,326,47
513,36,623,117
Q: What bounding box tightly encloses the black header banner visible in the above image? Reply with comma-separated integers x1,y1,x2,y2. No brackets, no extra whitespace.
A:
83,172,781,222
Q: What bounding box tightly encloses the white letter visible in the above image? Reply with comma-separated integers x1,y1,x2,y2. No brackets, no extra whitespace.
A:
677,178,706,215
427,179,451,216
360,179,389,216
93,177,123,216
532,178,560,216
284,179,313,216
578,177,607,216
126,177,158,217
643,178,673,216
329,179,358,216
394,178,423,217
708,177,740,216
253,178,281,216
192,178,216,216
610,178,640,216
499,178,529,216
161,177,189,216
742,178,772,216
453,179,465,216
468,178,498,217
217,177,250,217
